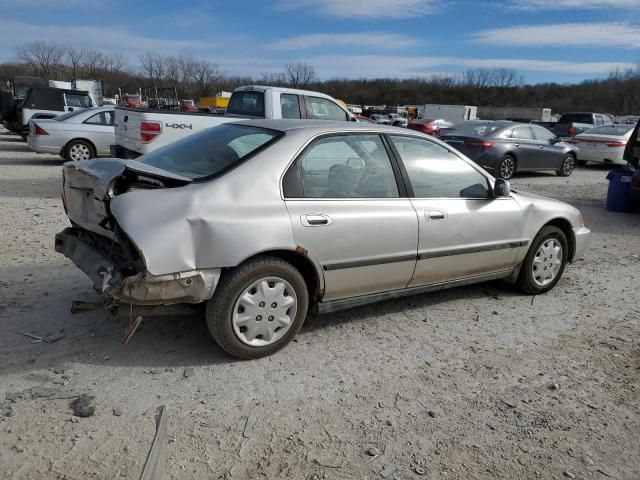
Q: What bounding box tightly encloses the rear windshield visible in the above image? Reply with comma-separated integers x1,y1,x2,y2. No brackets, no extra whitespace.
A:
65,93,93,108
452,123,505,137
55,110,87,121
583,125,633,136
559,113,593,124
226,91,265,118
138,124,281,180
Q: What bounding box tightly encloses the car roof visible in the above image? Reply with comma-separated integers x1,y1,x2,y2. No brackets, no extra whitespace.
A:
230,118,410,134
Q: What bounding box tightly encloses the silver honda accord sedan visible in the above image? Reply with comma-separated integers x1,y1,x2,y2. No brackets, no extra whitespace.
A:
55,120,591,359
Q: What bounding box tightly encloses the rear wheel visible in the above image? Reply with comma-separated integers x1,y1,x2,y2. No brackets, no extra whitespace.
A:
206,255,309,360
557,154,576,177
516,226,568,295
497,155,516,180
64,140,94,161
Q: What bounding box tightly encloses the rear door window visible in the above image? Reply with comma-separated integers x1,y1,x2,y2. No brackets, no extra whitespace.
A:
226,91,265,118
532,126,555,142
511,126,534,140
280,93,301,119
284,134,399,198
305,96,349,121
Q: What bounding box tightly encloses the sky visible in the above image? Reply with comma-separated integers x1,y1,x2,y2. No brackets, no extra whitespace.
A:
0,0,639,84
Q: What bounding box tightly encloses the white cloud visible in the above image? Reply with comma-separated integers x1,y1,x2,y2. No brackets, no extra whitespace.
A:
277,0,437,19
269,32,418,50
205,53,633,79
303,54,634,78
472,23,640,48
0,20,213,57
508,0,638,9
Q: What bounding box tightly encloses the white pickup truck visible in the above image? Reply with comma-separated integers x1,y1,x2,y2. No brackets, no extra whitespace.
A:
112,85,354,158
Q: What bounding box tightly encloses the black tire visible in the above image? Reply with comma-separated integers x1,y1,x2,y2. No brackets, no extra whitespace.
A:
557,153,576,177
516,226,568,295
64,139,95,162
19,132,28,141
205,255,309,360
576,159,587,166
497,155,516,180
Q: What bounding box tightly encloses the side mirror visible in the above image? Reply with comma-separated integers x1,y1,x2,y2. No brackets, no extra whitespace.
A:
350,116,358,122
493,178,510,197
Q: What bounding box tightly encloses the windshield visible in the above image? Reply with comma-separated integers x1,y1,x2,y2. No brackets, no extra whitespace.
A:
138,124,281,180
226,91,265,118
583,125,633,136
452,123,506,137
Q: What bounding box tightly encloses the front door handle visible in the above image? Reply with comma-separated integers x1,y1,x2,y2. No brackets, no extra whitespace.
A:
426,210,446,220
514,143,520,147
301,214,332,227
538,145,544,149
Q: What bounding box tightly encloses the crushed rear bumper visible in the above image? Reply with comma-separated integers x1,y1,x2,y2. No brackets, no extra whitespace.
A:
55,228,220,305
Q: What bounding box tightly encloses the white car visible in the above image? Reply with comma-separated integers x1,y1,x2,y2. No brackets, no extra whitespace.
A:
572,124,635,166
27,106,115,161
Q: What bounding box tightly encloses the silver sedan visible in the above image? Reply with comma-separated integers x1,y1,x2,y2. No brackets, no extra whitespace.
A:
55,120,591,359
27,106,114,161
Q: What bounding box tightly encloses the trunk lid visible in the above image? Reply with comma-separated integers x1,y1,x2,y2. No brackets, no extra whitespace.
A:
62,158,191,239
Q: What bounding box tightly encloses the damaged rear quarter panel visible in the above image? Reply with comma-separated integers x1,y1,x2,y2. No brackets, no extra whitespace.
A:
109,138,305,276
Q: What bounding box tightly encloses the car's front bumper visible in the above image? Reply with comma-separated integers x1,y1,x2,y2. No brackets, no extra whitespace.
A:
573,226,591,261
55,228,220,305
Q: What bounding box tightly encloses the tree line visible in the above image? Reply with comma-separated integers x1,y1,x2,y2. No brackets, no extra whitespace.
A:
1,41,639,115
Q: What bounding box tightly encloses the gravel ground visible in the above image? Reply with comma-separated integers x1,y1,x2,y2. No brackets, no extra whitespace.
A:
0,126,639,480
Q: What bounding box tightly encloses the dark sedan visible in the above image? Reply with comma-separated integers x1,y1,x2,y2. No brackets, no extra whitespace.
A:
440,121,578,179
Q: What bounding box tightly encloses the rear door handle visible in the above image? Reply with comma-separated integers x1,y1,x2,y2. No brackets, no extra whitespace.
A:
301,214,332,227
514,143,520,147
426,210,446,220
538,145,544,149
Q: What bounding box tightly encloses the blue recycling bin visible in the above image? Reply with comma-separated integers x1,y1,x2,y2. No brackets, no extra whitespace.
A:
605,170,633,213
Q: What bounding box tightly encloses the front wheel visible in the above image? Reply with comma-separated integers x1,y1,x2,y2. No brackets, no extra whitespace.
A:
516,226,568,295
497,155,516,180
557,154,576,177
206,256,309,359
64,140,94,161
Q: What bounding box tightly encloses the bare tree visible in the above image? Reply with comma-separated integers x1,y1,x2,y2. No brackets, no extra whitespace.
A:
285,62,315,88
138,51,164,85
81,49,104,77
258,71,287,86
65,47,86,79
16,41,65,78
190,60,222,97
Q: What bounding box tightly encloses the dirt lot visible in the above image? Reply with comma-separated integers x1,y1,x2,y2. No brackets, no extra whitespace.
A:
0,126,639,480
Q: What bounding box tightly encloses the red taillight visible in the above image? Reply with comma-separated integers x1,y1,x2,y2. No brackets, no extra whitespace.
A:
32,123,48,136
568,126,576,137
606,141,626,148
140,121,162,143
464,139,494,151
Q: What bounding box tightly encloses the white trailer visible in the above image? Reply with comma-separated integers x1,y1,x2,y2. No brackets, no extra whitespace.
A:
418,104,477,123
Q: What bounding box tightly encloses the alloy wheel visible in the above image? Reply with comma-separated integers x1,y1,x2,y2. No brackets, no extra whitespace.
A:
562,155,575,176
232,276,298,347
500,157,515,179
69,143,92,161
531,238,563,287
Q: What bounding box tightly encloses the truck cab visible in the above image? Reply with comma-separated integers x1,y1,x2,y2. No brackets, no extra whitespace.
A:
17,87,93,136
